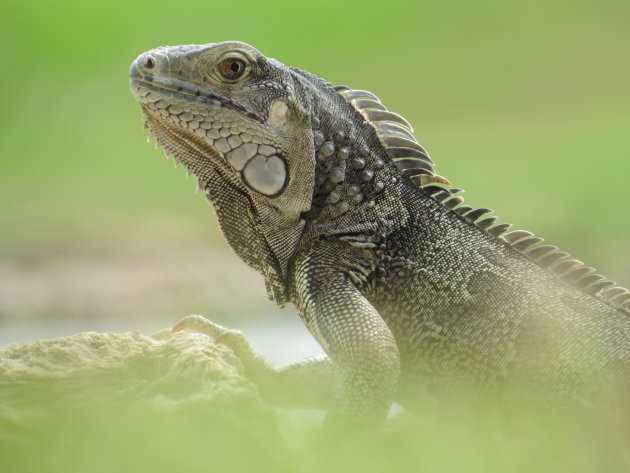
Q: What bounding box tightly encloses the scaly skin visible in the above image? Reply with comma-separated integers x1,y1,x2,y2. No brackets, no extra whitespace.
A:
129,42,630,430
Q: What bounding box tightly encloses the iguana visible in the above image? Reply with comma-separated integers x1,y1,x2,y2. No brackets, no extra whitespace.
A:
129,41,630,429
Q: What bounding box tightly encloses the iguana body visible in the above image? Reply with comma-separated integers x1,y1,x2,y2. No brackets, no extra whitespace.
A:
129,42,630,428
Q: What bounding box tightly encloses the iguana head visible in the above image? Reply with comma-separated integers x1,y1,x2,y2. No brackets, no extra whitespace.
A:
130,41,314,199
129,42,317,289
130,41,435,299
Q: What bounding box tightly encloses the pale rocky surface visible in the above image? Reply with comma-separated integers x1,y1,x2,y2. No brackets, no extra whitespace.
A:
0,330,262,427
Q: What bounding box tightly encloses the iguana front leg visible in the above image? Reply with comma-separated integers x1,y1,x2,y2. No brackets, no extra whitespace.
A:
170,265,400,429
292,246,401,429
170,237,400,429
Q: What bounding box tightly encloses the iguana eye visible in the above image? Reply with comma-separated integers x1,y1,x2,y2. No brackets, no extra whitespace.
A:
218,58,246,80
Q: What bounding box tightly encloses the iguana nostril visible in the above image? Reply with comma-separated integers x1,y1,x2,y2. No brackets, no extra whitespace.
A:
144,55,156,70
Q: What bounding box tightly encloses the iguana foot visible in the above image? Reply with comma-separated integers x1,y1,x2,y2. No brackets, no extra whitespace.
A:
151,328,174,340
170,314,273,379
172,314,229,339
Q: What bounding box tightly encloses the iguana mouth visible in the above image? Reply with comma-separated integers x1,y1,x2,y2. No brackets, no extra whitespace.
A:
129,78,264,123
131,78,225,105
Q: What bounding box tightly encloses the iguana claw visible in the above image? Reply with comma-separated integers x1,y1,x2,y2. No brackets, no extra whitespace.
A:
171,315,271,379
172,314,227,338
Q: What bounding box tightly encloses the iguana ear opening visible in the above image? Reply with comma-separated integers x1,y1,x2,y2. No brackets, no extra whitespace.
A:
268,99,291,130
248,96,316,278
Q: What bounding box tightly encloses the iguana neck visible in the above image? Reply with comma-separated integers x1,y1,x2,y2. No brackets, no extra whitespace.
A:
288,70,410,241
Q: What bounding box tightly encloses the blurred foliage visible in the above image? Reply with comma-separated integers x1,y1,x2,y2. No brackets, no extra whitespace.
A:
1,389,629,473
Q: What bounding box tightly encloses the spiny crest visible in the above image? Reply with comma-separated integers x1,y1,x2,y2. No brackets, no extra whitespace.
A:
333,84,630,314
334,85,450,187
419,184,630,315
333,84,630,313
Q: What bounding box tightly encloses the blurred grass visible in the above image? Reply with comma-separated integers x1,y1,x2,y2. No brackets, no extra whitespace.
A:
1,391,628,473
0,2,628,320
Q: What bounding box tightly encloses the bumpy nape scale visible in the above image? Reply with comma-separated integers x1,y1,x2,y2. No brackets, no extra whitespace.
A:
130,41,630,431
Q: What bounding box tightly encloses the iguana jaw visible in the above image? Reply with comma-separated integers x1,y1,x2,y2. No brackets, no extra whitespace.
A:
129,71,229,187
129,76,264,124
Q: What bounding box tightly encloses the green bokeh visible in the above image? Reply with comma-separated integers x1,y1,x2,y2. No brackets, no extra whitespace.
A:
0,1,629,469
0,0,628,311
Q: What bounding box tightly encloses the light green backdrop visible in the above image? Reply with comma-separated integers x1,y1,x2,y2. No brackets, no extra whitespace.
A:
0,0,628,326
0,2,629,470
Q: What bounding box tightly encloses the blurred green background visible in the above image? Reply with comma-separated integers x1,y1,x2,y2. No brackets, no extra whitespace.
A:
0,1,629,471
0,0,628,339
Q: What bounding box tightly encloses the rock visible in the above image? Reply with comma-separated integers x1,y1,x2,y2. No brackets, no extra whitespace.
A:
0,330,298,472
0,330,262,423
